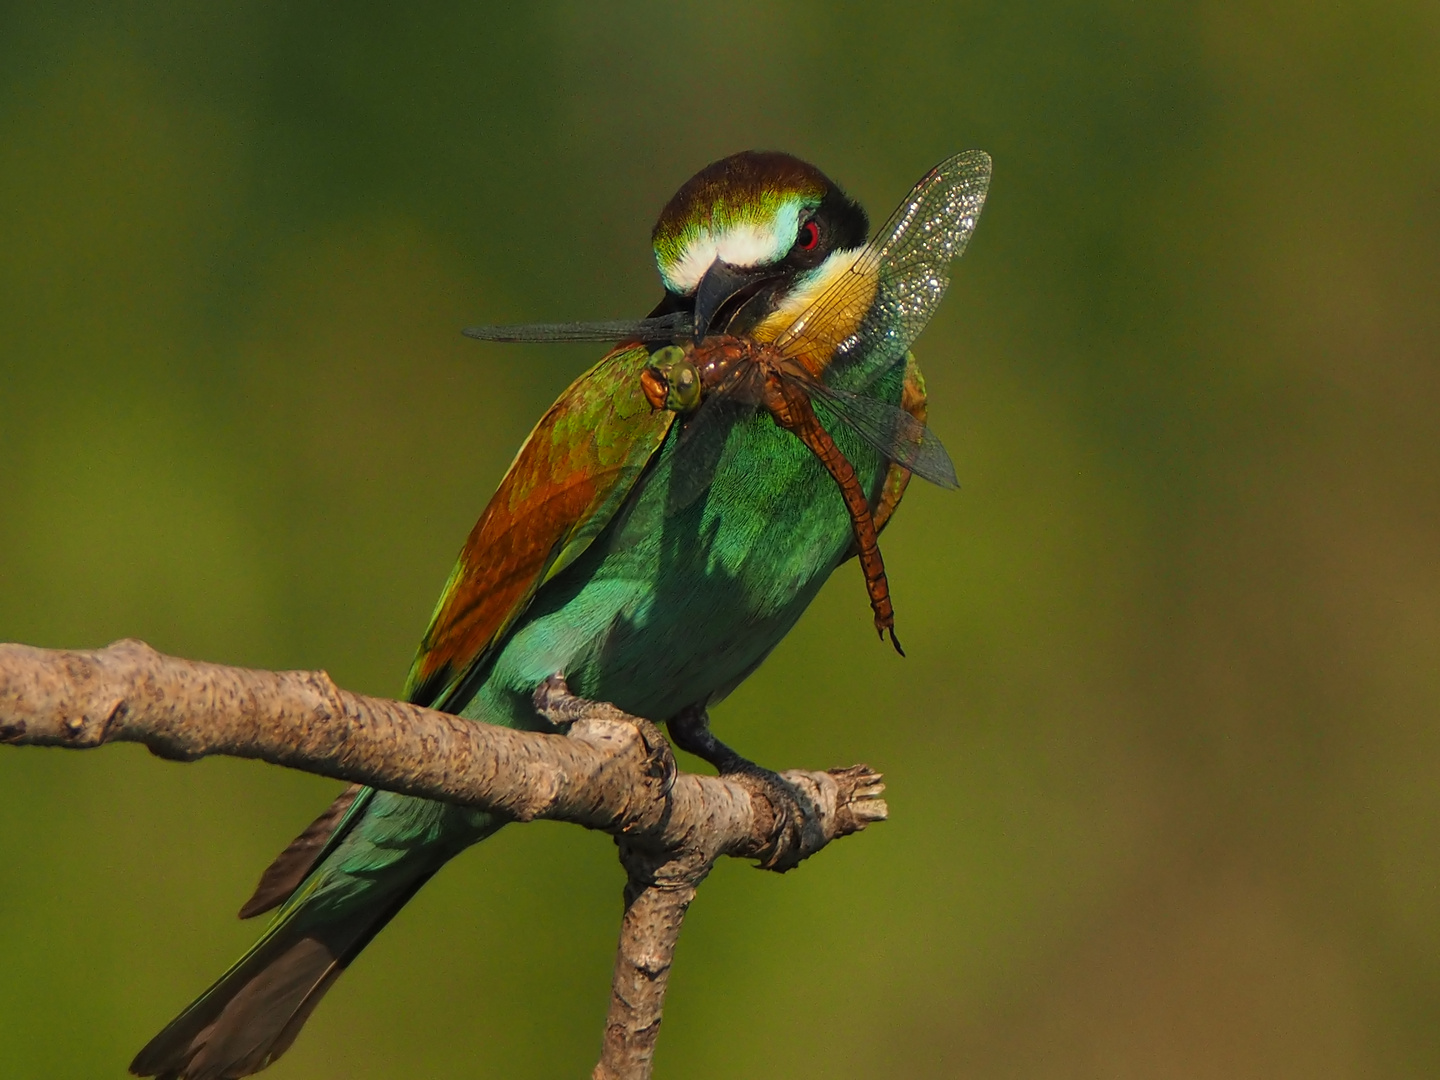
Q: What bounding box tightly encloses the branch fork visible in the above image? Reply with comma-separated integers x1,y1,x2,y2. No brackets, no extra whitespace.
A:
0,639,887,1080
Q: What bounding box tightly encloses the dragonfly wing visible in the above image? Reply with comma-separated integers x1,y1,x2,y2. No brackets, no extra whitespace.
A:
772,150,991,387
663,394,757,516
872,352,930,535
809,379,959,490
463,311,694,344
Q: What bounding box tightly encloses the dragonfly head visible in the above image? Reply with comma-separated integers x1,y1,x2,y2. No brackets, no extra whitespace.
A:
651,151,868,341
642,345,702,413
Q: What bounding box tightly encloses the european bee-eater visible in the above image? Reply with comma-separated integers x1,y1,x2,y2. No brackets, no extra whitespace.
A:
132,148,990,1079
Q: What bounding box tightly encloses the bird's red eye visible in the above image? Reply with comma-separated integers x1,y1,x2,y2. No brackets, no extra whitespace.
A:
796,220,820,251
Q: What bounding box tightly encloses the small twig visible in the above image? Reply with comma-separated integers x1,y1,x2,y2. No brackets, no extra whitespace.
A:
0,640,887,1080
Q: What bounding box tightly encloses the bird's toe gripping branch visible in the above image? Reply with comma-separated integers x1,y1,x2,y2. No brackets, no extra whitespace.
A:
664,703,887,871
533,673,677,798
532,672,593,728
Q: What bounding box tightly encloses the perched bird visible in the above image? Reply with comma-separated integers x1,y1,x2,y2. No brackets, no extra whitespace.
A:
131,148,989,1079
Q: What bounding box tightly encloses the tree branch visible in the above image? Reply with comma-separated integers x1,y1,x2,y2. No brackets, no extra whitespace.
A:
0,639,887,1080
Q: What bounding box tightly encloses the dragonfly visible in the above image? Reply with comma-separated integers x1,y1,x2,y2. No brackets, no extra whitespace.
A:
466,150,992,653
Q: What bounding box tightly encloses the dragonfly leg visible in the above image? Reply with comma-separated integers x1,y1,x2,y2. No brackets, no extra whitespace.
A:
768,382,906,657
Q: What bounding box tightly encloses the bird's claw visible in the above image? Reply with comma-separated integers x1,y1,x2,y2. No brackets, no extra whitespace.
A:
536,675,676,796
728,763,818,872
643,726,678,798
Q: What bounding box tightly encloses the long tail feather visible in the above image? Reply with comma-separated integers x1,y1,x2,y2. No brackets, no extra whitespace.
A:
130,874,428,1080
131,791,497,1079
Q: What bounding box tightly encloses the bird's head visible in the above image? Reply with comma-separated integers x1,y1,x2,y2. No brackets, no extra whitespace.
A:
651,151,869,341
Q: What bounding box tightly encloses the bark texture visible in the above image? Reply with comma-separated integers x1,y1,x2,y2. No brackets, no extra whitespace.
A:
0,639,887,1080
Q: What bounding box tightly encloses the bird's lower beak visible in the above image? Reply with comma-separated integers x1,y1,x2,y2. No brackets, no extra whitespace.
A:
693,259,784,342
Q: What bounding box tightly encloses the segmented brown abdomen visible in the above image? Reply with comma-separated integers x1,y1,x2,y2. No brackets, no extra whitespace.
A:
767,375,904,656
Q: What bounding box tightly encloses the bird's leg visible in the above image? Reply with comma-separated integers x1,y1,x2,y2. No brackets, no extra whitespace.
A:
666,704,752,774
667,705,817,871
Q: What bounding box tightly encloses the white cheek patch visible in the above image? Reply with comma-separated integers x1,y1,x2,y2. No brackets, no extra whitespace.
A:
661,203,806,295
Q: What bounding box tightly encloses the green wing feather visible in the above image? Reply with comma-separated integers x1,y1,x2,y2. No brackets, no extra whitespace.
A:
403,342,674,708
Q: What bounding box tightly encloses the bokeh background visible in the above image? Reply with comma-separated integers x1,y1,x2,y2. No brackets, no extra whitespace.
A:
2,2,1438,1077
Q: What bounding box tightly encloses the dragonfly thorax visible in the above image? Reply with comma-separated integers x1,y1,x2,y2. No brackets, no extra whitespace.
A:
642,336,789,415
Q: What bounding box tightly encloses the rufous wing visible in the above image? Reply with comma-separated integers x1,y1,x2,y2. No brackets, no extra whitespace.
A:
404,343,674,708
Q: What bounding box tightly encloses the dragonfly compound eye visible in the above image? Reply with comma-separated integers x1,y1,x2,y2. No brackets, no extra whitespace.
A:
663,358,701,412
646,345,702,413
671,364,699,409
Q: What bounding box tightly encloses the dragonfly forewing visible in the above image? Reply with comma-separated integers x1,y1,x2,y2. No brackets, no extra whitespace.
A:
462,311,695,344
773,150,992,389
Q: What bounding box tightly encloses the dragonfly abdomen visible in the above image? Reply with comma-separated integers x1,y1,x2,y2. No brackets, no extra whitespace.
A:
766,376,904,656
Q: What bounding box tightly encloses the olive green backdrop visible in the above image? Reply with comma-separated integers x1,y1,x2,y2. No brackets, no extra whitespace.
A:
2,2,1437,1077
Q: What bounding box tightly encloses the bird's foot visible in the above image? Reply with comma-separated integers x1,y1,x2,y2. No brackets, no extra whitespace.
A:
532,673,592,729
667,705,820,872
534,674,676,794
666,703,746,773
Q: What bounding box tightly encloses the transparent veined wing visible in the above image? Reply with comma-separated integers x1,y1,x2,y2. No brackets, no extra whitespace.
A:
807,380,959,489
661,396,753,516
463,311,694,343
772,150,991,386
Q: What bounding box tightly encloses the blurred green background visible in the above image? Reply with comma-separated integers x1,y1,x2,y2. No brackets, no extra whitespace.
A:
2,2,1438,1077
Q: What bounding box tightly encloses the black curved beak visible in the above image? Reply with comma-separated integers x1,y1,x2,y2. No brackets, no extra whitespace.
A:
693,259,786,342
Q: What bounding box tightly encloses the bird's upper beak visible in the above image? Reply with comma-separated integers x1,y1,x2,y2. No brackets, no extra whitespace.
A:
692,259,787,342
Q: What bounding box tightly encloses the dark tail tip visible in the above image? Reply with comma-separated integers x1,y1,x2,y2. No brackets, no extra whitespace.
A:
130,933,343,1079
